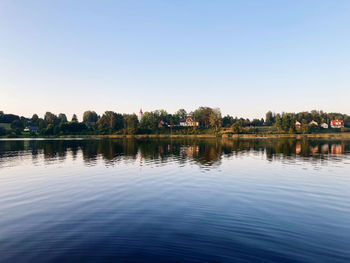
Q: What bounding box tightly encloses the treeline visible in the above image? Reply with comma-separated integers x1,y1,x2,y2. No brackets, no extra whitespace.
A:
265,110,350,133
0,108,349,137
0,107,224,136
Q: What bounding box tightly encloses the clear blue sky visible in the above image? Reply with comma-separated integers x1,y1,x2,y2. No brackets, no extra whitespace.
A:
1,0,349,120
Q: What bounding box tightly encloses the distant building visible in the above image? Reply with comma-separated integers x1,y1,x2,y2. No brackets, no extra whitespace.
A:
320,123,329,129
179,117,199,127
309,120,318,127
179,118,186,126
24,126,39,132
138,109,143,122
295,121,301,129
158,120,169,128
331,120,344,128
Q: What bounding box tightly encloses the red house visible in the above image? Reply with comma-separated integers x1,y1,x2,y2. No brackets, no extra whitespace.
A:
331,120,344,128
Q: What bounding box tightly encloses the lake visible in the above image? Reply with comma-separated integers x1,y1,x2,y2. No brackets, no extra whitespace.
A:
0,138,349,262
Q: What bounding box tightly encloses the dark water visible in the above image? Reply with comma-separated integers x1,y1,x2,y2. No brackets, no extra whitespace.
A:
0,138,349,263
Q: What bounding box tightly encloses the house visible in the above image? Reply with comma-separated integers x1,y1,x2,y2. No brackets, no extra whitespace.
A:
24,126,39,132
179,118,187,126
331,120,344,128
158,120,169,128
320,123,329,129
179,117,199,127
309,120,318,127
295,121,301,129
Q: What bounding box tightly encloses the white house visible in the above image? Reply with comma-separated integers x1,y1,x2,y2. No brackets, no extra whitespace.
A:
320,123,329,129
179,117,199,127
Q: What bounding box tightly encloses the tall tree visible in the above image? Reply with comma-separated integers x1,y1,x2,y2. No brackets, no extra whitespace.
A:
139,112,157,131
209,108,222,131
175,109,187,119
31,114,39,122
222,115,234,127
71,114,78,122
97,111,123,131
193,106,214,128
58,113,67,123
44,112,57,124
31,114,39,126
123,114,138,134
265,111,274,126
11,120,24,130
83,111,98,123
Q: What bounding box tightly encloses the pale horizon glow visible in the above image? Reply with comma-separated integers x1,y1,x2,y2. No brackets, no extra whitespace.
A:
1,1,350,120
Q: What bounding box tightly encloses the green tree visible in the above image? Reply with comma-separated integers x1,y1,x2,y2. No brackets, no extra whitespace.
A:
0,127,5,136
71,114,78,122
265,111,274,126
97,111,123,132
175,109,187,119
38,119,47,130
209,108,222,131
139,112,159,131
11,120,24,131
31,114,39,122
301,119,309,134
43,124,54,135
222,115,234,127
60,122,87,134
231,122,242,134
123,114,138,134
30,114,39,126
278,114,296,133
275,114,282,132
58,113,67,123
83,111,98,123
44,112,57,124
193,106,215,127
344,116,350,127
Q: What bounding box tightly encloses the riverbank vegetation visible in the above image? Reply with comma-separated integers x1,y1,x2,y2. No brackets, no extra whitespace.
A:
0,108,349,138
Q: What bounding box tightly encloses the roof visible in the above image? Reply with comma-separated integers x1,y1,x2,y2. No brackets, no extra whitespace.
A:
331,120,344,124
331,120,344,125
24,126,39,131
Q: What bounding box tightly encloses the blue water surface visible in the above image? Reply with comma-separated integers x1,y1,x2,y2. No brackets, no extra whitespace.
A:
0,138,349,263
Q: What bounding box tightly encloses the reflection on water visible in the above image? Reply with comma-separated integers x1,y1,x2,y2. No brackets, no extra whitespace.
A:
1,138,349,168
0,138,350,263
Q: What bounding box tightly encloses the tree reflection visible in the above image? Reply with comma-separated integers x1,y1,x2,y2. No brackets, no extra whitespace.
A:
0,138,349,168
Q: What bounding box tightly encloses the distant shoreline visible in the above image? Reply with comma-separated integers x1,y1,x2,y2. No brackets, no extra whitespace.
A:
2,133,350,140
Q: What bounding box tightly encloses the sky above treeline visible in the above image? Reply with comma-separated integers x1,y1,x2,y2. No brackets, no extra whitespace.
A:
1,0,349,120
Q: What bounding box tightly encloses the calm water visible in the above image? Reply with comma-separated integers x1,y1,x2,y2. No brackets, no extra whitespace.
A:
0,138,349,263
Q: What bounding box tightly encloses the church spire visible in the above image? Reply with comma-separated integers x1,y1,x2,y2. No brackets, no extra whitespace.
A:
138,108,143,122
